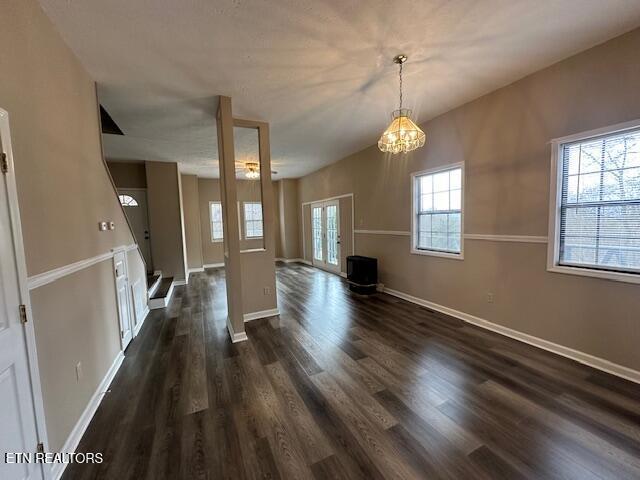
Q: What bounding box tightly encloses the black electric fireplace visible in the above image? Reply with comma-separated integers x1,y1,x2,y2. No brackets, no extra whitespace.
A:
346,255,378,295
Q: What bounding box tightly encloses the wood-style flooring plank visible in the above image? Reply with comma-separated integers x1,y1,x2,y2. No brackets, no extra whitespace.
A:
62,264,640,480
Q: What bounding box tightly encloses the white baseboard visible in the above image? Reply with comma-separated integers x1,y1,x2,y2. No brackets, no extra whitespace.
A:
297,259,312,266
226,316,248,343
133,305,150,337
188,267,205,274
51,351,125,480
148,275,161,297
275,257,305,263
203,262,224,269
173,278,187,286
244,308,280,322
383,287,640,385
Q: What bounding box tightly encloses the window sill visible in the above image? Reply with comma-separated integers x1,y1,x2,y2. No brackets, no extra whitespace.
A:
547,264,640,285
211,239,223,243
410,248,464,260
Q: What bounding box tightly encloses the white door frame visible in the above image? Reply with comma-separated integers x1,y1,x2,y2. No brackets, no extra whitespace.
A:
1,108,50,478
301,193,355,268
310,200,341,274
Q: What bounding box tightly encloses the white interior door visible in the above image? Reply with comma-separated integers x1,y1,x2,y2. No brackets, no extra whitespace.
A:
118,189,152,272
311,201,340,273
0,119,43,479
113,251,133,349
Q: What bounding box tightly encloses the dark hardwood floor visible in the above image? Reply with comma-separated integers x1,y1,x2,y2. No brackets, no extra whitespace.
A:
64,263,640,479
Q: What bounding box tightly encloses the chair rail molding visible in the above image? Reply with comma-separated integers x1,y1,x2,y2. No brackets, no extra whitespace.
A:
27,244,137,290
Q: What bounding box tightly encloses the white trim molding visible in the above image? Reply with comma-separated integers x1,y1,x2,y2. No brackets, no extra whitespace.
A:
464,234,548,244
51,351,125,480
203,262,225,269
382,287,640,385
301,193,355,262
133,306,150,337
173,278,188,286
27,251,114,290
148,275,162,297
2,108,51,476
410,162,465,261
275,257,305,263
354,229,411,236
227,316,248,343
188,267,205,274
547,119,640,285
27,244,141,290
244,308,280,322
149,282,175,310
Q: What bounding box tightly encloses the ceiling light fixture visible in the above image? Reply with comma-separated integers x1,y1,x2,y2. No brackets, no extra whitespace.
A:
378,55,425,154
244,162,260,179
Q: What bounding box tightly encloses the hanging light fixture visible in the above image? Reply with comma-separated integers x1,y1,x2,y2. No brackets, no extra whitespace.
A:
378,54,425,154
244,162,260,179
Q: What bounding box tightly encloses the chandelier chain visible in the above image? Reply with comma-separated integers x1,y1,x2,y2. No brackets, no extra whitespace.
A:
399,61,403,111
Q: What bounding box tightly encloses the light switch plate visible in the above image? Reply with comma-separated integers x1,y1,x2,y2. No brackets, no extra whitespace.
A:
108,221,115,230
98,221,108,231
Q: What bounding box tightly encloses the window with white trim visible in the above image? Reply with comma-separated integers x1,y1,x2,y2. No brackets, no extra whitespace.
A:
243,202,263,238
412,164,463,257
551,126,640,277
118,194,138,207
209,201,223,242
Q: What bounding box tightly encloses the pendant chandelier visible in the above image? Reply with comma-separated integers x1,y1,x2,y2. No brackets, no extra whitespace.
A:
244,162,260,179
378,55,426,154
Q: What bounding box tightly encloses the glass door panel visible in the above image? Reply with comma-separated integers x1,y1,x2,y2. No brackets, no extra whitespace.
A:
312,205,323,262
326,203,339,267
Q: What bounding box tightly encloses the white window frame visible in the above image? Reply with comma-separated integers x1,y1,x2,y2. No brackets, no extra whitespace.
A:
410,162,464,260
243,201,263,239
209,201,223,243
547,118,640,285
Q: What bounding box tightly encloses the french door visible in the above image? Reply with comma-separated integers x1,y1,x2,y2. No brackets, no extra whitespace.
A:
311,200,340,273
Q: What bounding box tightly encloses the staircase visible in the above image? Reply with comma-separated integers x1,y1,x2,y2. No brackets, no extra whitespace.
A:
148,272,174,309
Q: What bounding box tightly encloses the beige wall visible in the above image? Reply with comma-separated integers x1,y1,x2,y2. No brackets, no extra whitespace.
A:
106,160,147,189
181,174,204,270
198,177,280,264
198,178,225,265
274,180,283,258
278,179,301,259
0,0,146,451
30,261,121,451
145,161,186,280
298,28,640,372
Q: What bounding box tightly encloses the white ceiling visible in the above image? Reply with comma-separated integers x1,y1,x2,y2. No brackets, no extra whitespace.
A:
39,0,640,179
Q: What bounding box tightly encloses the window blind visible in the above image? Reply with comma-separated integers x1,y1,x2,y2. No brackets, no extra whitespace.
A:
559,128,640,274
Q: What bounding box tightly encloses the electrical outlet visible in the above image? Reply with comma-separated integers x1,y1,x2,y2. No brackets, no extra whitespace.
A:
263,287,271,295
75,362,83,382
486,292,494,304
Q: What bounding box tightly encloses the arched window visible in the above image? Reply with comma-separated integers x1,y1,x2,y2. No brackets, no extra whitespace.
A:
118,194,139,207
